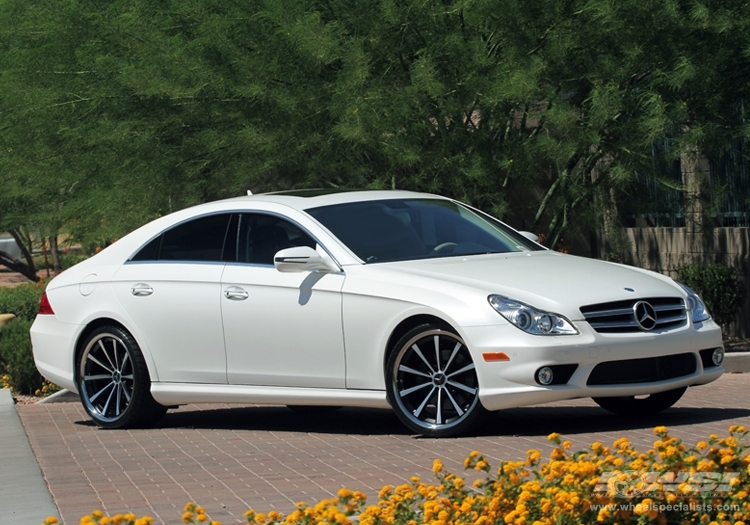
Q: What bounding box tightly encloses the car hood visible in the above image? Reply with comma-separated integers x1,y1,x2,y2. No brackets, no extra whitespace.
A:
382,251,683,320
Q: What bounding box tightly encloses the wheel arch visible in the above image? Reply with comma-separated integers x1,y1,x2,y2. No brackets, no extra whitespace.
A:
74,318,157,383
384,314,458,374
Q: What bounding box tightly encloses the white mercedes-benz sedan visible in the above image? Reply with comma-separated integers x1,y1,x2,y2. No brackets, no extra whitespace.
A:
31,190,724,437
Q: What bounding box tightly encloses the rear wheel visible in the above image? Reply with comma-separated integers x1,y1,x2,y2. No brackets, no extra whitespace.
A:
386,324,485,437
77,326,166,429
593,387,687,416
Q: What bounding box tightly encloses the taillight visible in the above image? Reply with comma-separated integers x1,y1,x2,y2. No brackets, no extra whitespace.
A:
38,292,55,315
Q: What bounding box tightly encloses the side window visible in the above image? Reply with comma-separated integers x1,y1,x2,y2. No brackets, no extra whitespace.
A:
131,214,237,262
238,214,316,265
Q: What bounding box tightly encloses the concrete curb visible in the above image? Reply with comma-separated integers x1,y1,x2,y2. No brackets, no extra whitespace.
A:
0,388,59,524
36,388,78,404
724,352,750,374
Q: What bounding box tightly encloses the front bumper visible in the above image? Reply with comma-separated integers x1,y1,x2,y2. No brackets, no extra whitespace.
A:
465,319,724,412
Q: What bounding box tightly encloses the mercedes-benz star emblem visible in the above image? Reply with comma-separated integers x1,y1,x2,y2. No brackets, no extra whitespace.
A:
633,301,657,331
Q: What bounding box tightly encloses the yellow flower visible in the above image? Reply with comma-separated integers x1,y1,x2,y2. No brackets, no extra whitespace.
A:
432,459,443,473
43,518,59,525
547,432,561,442
634,498,654,516
613,437,629,449
654,426,668,435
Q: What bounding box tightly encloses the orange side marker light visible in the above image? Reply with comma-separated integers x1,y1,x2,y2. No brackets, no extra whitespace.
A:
483,352,510,362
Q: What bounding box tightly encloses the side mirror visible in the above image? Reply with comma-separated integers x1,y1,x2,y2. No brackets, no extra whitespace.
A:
519,231,539,243
274,246,330,273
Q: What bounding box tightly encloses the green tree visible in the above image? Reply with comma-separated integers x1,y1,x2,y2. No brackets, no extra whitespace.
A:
1,0,749,273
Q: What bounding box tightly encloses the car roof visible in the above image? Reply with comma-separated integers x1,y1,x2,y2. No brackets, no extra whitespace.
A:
217,189,449,211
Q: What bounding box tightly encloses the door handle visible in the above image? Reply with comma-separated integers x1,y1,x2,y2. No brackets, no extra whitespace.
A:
131,283,153,296
224,286,249,300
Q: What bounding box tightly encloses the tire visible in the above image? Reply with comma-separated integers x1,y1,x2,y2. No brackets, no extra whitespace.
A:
77,326,167,429
386,324,486,437
592,386,687,416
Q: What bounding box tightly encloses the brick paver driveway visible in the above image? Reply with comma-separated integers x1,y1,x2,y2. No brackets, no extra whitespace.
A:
18,374,750,525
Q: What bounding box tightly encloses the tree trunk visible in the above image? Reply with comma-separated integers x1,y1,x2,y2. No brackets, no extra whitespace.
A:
49,236,62,273
0,229,39,282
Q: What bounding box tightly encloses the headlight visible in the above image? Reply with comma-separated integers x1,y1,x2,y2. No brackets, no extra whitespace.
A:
677,283,711,323
488,295,578,335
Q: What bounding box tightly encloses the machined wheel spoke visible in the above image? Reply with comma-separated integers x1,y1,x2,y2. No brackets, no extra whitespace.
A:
121,374,134,381
398,364,431,379
87,353,113,374
447,380,477,395
98,339,117,370
433,335,441,370
89,381,115,403
84,374,112,381
436,388,443,424
447,363,475,378
443,388,465,417
117,352,130,374
122,384,132,403
101,383,117,416
399,382,431,397
115,384,122,416
443,342,462,373
413,386,436,418
410,344,435,374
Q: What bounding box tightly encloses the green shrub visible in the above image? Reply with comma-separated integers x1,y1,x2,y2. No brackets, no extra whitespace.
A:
32,251,88,272
0,282,44,320
0,317,42,395
676,263,746,329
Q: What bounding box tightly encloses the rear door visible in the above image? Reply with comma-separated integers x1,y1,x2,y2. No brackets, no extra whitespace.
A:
112,213,237,383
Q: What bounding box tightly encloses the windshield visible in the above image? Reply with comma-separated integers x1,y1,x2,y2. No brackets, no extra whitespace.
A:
307,198,543,263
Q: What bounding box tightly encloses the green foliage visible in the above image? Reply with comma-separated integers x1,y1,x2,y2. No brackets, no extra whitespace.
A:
677,264,746,329
32,252,89,273
0,318,42,395
1,0,749,253
0,283,44,321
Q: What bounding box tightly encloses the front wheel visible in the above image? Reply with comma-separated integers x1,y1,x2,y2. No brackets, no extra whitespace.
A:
386,324,486,437
592,387,687,416
77,326,166,429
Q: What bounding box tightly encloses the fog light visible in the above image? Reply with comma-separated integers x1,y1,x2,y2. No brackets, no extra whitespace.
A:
537,366,554,385
712,347,724,366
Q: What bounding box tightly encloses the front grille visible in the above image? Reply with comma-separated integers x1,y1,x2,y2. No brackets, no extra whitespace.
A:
580,297,686,333
587,353,697,386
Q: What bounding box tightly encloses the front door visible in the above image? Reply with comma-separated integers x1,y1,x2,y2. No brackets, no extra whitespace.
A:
220,213,346,387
